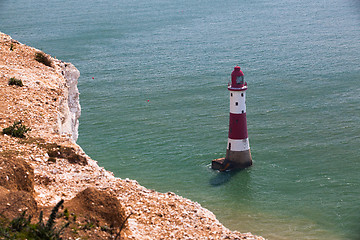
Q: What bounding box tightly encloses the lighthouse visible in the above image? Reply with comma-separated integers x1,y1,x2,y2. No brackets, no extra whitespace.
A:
212,66,252,171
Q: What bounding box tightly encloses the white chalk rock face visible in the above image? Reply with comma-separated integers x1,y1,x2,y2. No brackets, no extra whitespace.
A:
55,61,81,142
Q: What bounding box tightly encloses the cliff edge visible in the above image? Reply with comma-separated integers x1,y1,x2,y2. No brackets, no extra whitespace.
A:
0,32,265,240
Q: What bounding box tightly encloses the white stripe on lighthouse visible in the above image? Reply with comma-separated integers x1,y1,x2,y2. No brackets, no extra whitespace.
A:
227,138,250,152
229,91,246,114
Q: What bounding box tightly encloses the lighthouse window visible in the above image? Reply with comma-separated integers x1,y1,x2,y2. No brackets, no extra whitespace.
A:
228,143,231,150
231,93,233,97
241,93,244,97
236,76,244,84
235,102,238,106
242,110,244,113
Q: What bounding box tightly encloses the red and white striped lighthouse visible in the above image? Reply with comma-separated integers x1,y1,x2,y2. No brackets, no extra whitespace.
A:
212,66,252,171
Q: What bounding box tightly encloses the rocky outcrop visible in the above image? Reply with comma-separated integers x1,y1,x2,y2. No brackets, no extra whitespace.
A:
0,156,34,193
0,187,38,219
65,187,127,228
0,32,266,240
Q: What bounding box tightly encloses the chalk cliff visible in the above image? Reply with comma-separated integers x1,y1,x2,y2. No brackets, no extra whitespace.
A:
55,61,81,142
0,32,266,240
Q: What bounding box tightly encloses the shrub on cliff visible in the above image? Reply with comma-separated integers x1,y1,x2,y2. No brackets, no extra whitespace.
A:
35,51,53,67
2,121,31,138
8,77,23,87
0,200,69,240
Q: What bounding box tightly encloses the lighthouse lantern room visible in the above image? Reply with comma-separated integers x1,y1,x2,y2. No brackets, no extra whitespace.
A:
212,66,252,171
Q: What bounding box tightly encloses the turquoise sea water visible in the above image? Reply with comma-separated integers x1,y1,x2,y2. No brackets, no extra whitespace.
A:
1,0,360,239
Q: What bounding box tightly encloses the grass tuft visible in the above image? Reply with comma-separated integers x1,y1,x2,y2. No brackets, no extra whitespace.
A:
35,51,53,67
2,121,31,138
8,77,23,87
0,200,69,239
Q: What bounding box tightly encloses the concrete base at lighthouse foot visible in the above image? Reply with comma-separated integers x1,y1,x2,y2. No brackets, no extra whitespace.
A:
212,150,252,171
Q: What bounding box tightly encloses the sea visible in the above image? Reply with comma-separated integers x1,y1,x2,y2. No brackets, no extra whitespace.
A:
1,0,359,239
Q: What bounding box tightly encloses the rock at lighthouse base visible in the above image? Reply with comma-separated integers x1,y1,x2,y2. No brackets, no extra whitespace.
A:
211,158,229,171
212,155,252,171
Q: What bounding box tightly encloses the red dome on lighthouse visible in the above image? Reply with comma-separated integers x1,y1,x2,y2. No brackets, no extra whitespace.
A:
229,66,247,90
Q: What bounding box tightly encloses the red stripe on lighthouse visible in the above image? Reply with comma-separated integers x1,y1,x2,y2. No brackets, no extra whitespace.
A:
228,113,248,139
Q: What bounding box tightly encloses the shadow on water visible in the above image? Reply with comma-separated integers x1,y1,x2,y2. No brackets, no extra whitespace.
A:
209,169,244,187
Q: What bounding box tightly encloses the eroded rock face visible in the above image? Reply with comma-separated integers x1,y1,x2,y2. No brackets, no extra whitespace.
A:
54,61,81,142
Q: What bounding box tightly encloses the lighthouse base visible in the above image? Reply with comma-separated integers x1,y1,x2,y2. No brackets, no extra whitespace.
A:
212,150,252,171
